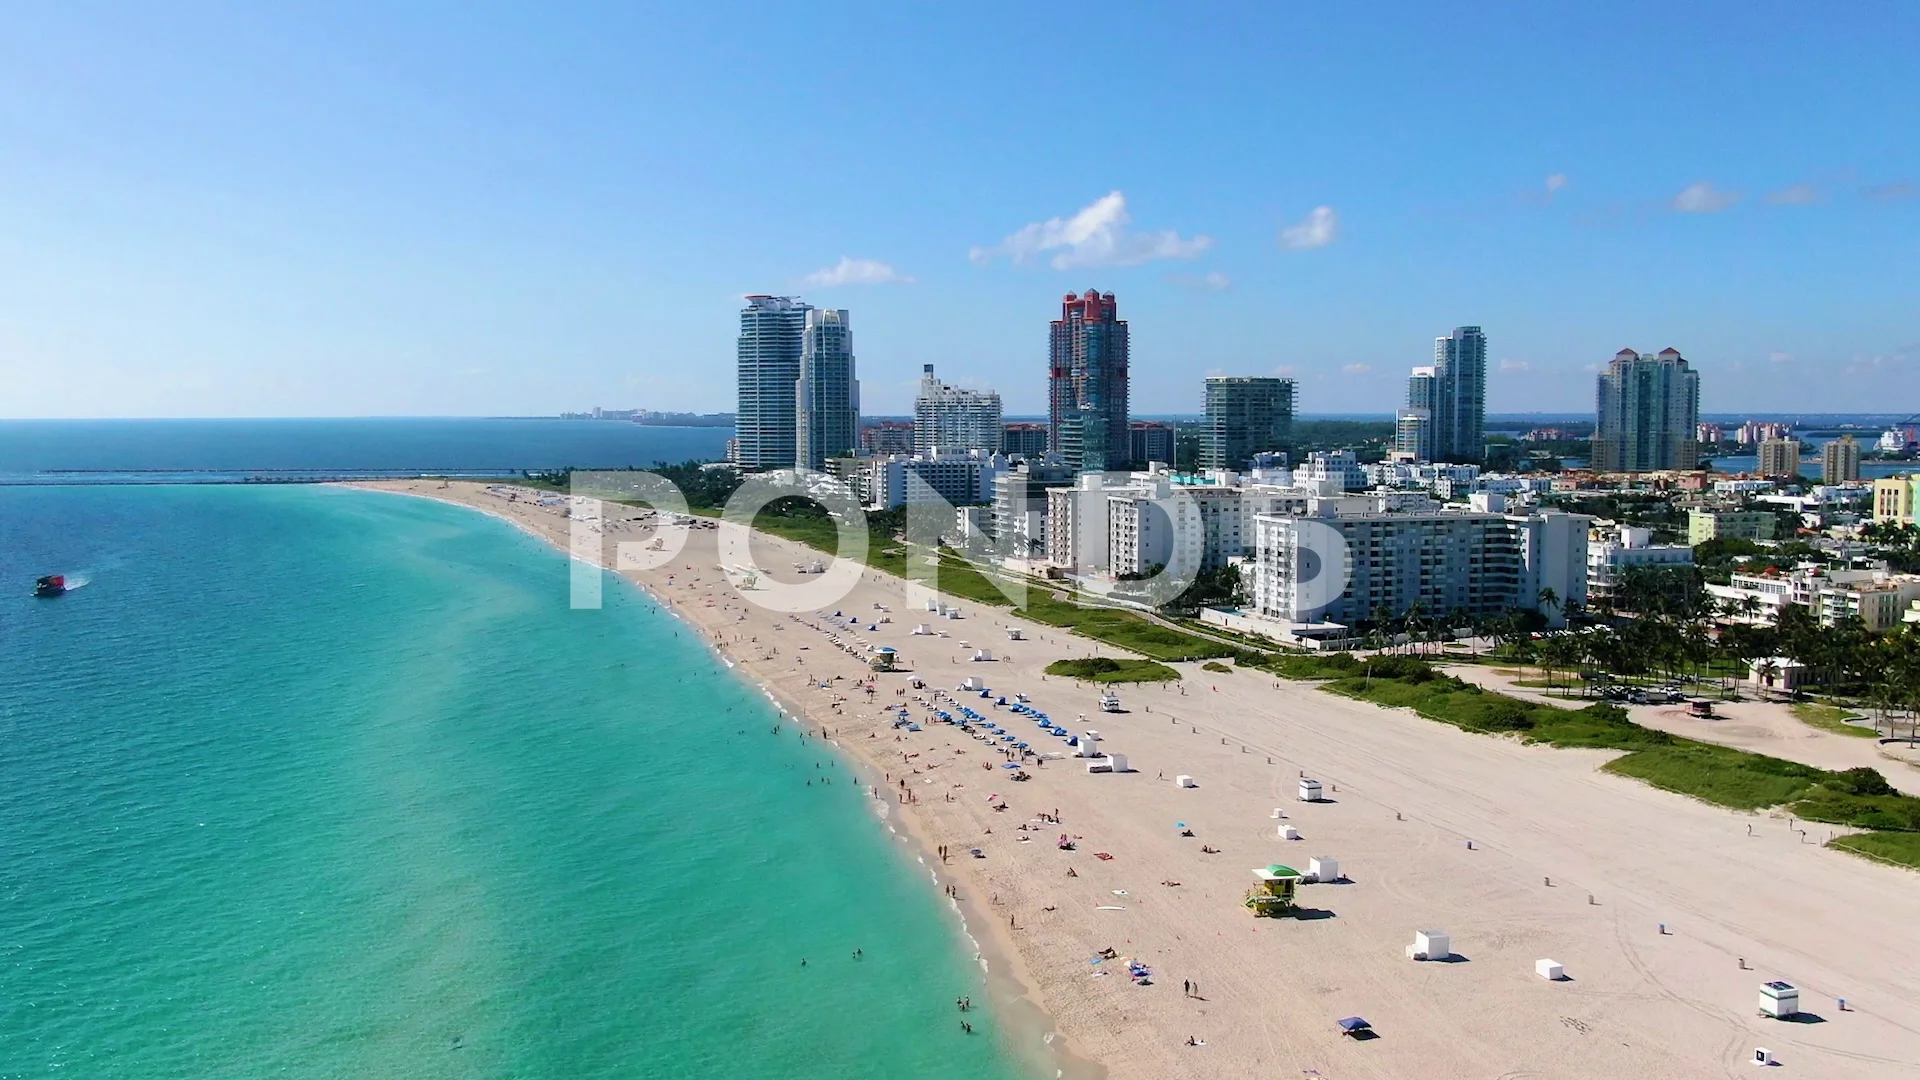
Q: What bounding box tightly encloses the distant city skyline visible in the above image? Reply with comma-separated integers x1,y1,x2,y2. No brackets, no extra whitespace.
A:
1,5,1916,419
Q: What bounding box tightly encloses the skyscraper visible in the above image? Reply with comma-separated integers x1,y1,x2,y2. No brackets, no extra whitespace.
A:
1592,348,1702,473
1395,366,1437,460
1433,326,1487,463
1823,435,1862,483
1128,421,1177,468
1048,290,1129,472
794,307,859,470
1757,438,1802,479
1000,422,1050,458
734,295,811,470
913,365,1003,454
1201,376,1296,471
1394,327,1486,463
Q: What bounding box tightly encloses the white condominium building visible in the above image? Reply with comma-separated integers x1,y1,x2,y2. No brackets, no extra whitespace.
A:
913,365,1003,455
1247,498,1588,628
1585,524,1693,600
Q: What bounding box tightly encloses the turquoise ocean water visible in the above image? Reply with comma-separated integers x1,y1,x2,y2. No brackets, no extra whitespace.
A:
0,419,733,483
0,485,1026,1079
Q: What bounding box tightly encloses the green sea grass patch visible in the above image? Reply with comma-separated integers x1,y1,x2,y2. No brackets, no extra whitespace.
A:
1602,743,1824,811
1045,657,1181,683
1829,831,1920,870
1791,702,1880,739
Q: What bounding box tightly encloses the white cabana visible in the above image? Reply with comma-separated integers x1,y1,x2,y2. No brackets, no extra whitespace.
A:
1536,959,1565,981
1176,774,1196,789
1308,856,1338,882
1758,981,1798,1019
1298,779,1323,802
1407,930,1450,961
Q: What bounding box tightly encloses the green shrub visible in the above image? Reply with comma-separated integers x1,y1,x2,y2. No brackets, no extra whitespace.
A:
1473,699,1538,731
1051,657,1121,676
1044,657,1180,683
1793,789,1920,832
1827,767,1897,798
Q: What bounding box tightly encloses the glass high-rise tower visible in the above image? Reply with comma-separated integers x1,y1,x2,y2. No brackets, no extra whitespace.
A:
1048,290,1129,472
1593,348,1700,473
734,295,811,470
1201,376,1296,471
1396,326,1486,463
795,307,859,471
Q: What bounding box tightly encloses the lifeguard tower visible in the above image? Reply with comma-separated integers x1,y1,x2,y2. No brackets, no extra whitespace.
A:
870,647,899,672
1245,865,1301,917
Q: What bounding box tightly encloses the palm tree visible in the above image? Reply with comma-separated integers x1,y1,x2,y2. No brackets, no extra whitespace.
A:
1756,658,1782,700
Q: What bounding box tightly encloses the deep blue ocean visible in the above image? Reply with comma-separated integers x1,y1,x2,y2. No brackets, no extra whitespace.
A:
0,419,732,483
0,484,1026,1079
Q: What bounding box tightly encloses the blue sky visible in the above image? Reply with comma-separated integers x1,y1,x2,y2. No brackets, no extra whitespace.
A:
1,1,1915,419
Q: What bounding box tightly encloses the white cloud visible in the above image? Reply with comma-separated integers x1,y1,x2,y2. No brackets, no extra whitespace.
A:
1770,351,1793,364
1865,180,1918,202
1167,270,1232,291
805,257,911,287
1342,363,1371,375
1544,173,1568,195
1499,359,1532,372
969,191,1212,270
1765,183,1819,206
1672,181,1741,213
1273,365,1299,377
1279,206,1339,250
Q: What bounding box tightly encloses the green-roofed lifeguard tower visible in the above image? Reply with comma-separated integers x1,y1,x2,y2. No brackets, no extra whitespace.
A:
1246,865,1301,917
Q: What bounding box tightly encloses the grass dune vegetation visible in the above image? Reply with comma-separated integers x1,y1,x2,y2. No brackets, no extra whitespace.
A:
1258,652,1920,867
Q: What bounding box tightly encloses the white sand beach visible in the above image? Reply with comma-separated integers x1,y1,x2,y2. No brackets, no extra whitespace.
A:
352,480,1920,1080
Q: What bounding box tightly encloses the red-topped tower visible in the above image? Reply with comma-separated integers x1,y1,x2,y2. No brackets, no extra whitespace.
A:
1048,289,1129,472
